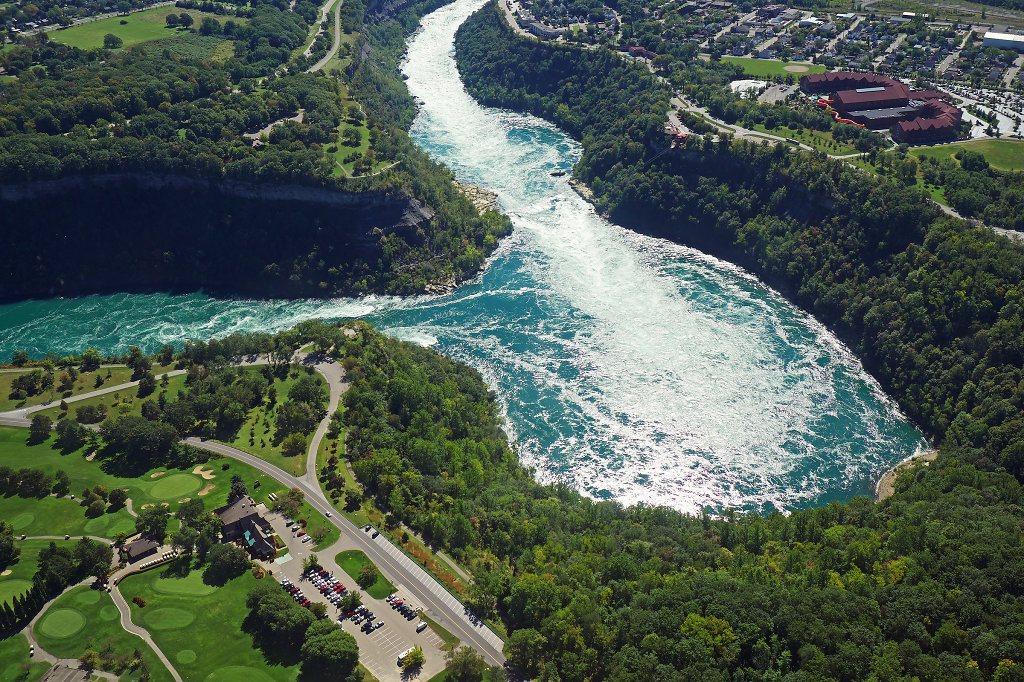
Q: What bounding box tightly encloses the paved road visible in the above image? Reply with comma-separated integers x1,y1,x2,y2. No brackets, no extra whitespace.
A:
308,0,344,72
188,437,506,666
299,354,347,490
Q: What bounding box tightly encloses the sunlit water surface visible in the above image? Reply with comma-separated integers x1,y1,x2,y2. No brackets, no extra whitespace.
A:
0,0,925,513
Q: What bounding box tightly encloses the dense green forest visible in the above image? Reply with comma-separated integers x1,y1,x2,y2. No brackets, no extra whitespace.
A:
455,1,1024,480
0,0,510,298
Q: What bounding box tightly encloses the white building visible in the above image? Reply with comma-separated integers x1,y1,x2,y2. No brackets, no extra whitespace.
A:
982,32,1024,51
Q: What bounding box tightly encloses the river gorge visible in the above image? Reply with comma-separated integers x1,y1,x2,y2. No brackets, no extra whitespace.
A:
0,0,925,514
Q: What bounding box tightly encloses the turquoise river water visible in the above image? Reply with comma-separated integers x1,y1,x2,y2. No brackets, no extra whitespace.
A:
0,0,925,514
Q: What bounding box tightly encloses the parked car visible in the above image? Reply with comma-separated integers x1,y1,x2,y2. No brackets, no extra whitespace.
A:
416,622,428,633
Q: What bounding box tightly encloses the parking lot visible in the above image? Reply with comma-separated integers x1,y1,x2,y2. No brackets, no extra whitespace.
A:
258,508,447,681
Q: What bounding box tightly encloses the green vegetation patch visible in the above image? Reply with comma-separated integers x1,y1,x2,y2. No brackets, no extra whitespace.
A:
34,586,172,682
149,474,202,500
0,579,32,605
144,607,196,630
0,633,50,681
0,366,134,413
0,495,133,539
911,139,1024,172
121,567,300,681
336,550,395,599
51,6,246,51
37,608,87,639
722,57,826,78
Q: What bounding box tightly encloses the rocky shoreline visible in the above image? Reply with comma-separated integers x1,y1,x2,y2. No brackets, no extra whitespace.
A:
875,449,938,502
454,180,499,213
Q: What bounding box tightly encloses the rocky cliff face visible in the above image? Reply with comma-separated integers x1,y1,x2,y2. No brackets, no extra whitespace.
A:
0,173,440,300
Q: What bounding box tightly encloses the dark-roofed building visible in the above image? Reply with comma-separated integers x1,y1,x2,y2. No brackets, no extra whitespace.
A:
892,100,962,143
125,538,159,563
799,71,894,94
833,82,910,115
215,498,276,559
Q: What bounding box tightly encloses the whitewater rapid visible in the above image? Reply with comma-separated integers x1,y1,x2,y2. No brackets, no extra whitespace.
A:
0,0,925,513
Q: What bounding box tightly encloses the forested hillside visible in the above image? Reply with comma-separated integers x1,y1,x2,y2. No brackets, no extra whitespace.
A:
0,0,510,298
331,323,1024,681
454,1,1024,482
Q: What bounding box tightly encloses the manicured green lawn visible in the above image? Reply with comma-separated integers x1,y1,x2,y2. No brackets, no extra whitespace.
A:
0,495,136,539
50,6,246,51
0,633,50,681
335,550,395,599
34,585,173,682
0,540,77,605
0,366,134,413
722,57,826,78
120,567,301,681
35,372,186,422
911,138,1024,171
751,123,860,155
215,370,326,477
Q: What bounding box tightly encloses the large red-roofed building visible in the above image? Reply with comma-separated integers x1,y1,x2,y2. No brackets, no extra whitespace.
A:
798,71,961,143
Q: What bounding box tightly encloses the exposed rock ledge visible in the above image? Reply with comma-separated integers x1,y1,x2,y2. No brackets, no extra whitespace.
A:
454,180,499,213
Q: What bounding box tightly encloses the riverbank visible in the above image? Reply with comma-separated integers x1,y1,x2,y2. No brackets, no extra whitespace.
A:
875,448,939,502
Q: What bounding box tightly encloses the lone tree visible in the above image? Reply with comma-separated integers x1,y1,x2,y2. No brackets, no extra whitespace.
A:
300,619,359,680
402,645,425,672
356,563,378,589
102,33,123,49
229,474,248,502
29,414,52,443
178,11,193,28
135,505,171,540
446,645,487,682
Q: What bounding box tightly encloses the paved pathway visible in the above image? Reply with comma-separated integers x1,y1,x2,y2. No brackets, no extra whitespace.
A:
308,0,344,72
299,353,348,490
108,583,183,682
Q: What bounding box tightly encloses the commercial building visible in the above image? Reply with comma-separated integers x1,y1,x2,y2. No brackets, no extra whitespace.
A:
799,71,961,142
982,32,1024,51
216,497,276,559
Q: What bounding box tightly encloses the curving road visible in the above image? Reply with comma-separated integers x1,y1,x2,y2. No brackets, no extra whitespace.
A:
308,0,344,73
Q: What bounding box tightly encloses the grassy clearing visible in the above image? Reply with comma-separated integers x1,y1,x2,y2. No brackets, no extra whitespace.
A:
722,57,826,78
50,6,246,51
34,585,173,682
0,633,50,681
327,81,391,177
0,539,77,605
35,372,186,423
121,566,300,681
335,550,395,599
0,366,135,413
911,138,1024,172
751,123,860,155
215,369,325,477
0,426,284,539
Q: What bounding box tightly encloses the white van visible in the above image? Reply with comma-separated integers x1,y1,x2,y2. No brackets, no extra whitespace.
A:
416,621,428,633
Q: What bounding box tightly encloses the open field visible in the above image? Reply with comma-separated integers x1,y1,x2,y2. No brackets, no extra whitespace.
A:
0,494,136,539
0,539,77,605
911,139,1024,172
0,366,135,413
722,57,826,78
50,6,246,50
336,550,396,599
34,585,174,682
0,633,51,681
121,566,301,681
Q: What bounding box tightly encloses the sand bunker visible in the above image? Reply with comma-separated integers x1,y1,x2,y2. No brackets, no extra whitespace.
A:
85,451,97,461
178,498,192,504
140,504,154,510
1,570,12,576
198,483,216,496
784,64,809,72
160,502,170,507
150,471,165,478
192,466,216,480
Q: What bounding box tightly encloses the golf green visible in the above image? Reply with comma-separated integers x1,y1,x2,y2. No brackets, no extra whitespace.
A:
152,572,217,597
9,512,33,530
145,607,196,630
150,474,201,499
0,579,31,604
205,666,275,682
75,590,101,605
100,605,120,621
177,649,197,664
84,513,136,536
38,608,86,639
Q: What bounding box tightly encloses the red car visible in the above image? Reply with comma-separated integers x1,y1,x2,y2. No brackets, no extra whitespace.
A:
296,530,306,537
